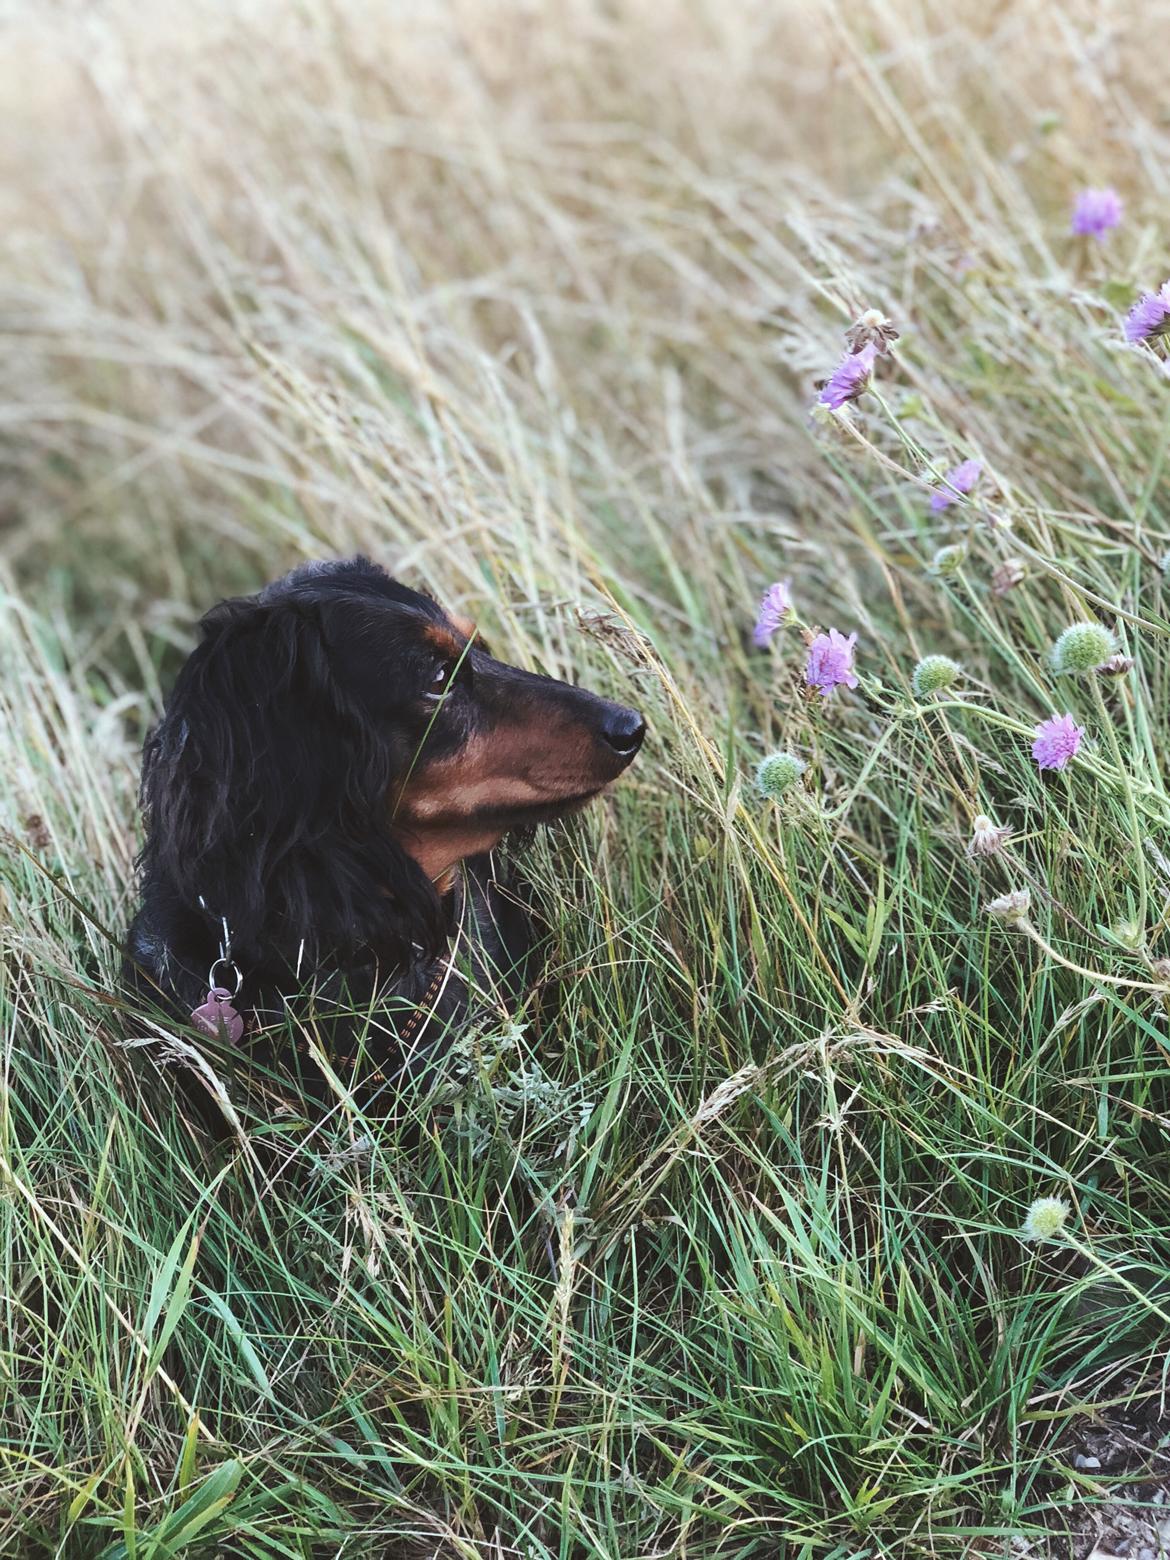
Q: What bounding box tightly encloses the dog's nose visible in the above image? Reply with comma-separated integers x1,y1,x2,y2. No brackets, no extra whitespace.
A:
600,707,646,759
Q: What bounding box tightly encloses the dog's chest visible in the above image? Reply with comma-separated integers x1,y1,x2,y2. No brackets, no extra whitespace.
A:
244,859,535,1086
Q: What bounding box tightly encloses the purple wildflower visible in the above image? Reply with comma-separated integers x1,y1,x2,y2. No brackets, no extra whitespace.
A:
806,629,859,697
818,343,878,411
1031,713,1084,772
1125,283,1170,344
1071,187,1122,238
753,580,794,647
929,458,983,513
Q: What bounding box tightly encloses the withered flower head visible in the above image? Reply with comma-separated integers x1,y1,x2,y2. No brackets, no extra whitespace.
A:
845,308,900,355
987,888,1032,926
967,814,1011,859
1097,652,1134,678
992,558,1027,596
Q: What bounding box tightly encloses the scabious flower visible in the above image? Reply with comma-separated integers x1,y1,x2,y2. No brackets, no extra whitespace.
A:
1124,283,1170,344
1051,621,1116,675
930,459,983,512
1032,713,1084,771
1022,1196,1069,1242
752,580,793,646
817,343,878,410
987,888,1031,925
806,629,859,697
912,654,962,698
845,308,899,355
756,751,806,799
1071,187,1122,238
967,814,1011,859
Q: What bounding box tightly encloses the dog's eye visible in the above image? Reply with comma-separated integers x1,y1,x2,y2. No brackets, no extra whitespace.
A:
427,661,455,697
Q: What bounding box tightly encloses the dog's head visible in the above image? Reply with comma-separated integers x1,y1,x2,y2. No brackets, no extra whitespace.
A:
140,556,644,968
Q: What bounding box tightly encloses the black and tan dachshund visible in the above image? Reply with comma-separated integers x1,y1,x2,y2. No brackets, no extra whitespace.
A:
123,556,644,1095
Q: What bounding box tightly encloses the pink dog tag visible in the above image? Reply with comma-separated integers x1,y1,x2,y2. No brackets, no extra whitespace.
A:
191,986,244,1044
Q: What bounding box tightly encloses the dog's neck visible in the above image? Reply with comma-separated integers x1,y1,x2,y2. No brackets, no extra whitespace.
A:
397,821,507,891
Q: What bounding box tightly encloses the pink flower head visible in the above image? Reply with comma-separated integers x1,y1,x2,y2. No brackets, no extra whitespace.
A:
1125,284,1170,344
806,629,859,697
818,343,878,410
1032,713,1084,772
1071,187,1122,238
930,458,983,512
753,580,794,646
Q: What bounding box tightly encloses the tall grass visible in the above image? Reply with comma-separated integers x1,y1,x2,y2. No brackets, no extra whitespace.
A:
4,1,1170,1554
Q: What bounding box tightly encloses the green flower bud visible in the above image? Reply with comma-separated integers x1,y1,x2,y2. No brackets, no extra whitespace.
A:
930,543,967,576
1021,1196,1068,1242
987,888,1031,926
911,655,963,698
1051,621,1116,674
755,752,806,800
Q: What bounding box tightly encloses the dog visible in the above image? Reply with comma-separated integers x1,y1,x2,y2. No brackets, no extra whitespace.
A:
123,556,644,1097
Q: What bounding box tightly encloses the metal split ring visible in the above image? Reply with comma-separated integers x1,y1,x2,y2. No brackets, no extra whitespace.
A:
207,957,243,997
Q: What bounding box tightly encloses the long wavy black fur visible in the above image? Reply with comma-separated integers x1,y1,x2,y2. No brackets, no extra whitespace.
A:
137,581,446,980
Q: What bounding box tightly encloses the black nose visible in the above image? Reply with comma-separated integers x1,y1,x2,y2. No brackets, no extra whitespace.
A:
600,706,646,759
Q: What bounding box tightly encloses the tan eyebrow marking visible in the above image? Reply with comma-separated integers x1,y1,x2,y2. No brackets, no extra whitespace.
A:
450,615,477,640
424,622,466,659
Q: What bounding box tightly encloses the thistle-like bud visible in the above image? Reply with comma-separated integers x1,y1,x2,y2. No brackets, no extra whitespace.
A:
1051,621,1116,675
931,543,967,577
1110,918,1145,951
911,655,963,698
755,751,806,800
1021,1196,1069,1242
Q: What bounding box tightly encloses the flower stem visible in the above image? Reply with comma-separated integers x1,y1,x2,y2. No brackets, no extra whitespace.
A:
1088,675,1149,935
1016,919,1167,994
1064,1234,1170,1333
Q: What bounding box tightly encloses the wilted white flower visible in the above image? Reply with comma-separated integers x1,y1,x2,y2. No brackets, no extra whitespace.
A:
1097,652,1134,678
987,888,1031,926
967,814,1011,859
992,558,1027,596
845,308,900,355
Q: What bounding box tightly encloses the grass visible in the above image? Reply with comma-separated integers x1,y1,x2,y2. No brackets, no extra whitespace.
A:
4,0,1170,1553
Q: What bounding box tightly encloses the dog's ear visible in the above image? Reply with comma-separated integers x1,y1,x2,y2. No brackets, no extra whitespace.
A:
139,594,444,970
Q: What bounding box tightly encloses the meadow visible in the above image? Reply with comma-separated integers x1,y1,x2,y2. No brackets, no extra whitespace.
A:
4,1,1170,1554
